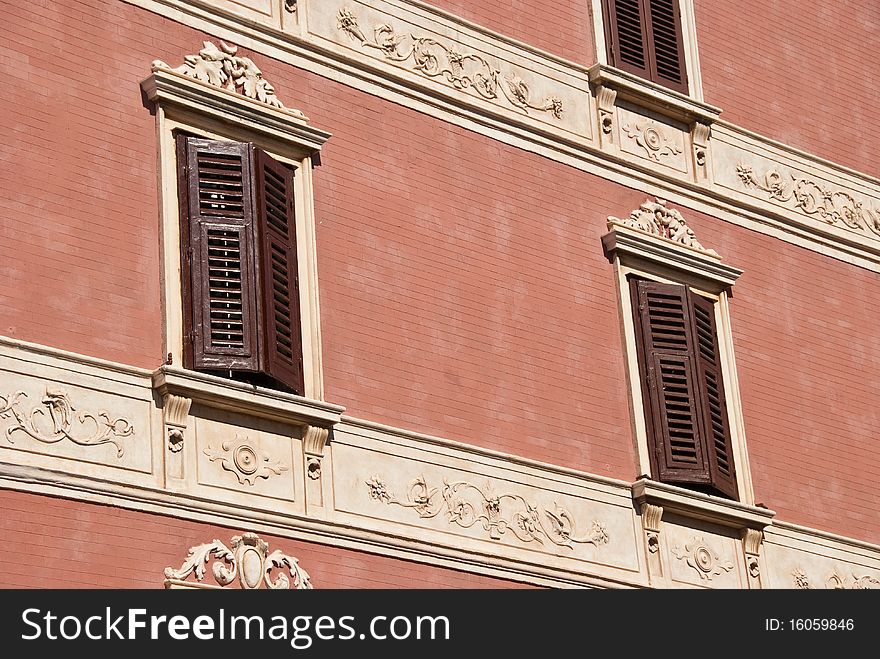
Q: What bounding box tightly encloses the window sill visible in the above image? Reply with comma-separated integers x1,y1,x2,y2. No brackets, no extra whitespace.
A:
632,478,775,531
588,63,721,127
152,366,344,429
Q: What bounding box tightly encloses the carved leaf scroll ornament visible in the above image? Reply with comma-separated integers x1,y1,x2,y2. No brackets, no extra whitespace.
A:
151,41,306,119
365,475,609,550
736,163,880,238
622,119,682,162
608,197,717,255
337,8,563,120
671,536,734,581
164,532,312,589
204,435,289,486
0,389,134,457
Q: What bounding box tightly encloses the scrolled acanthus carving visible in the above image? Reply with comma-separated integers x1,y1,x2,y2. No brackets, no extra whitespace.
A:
622,119,682,162
366,475,609,551
204,435,288,486
672,536,734,581
736,163,880,239
608,198,717,255
336,8,563,120
164,532,312,589
151,41,305,118
0,388,133,458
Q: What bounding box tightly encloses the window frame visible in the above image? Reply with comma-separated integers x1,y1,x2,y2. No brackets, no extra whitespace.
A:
149,86,327,400
602,203,754,504
592,0,705,100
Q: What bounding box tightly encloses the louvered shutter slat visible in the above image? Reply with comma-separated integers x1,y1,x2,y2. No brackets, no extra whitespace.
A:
690,295,738,499
254,149,305,395
632,279,711,485
179,136,260,371
645,0,688,92
606,0,651,79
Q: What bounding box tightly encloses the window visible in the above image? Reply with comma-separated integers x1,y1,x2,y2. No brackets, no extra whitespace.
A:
603,198,753,505
176,135,305,395
629,278,736,499
601,0,688,94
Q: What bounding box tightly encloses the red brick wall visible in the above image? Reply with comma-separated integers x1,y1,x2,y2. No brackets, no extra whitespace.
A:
0,0,165,368
2,0,879,545
678,205,880,544
695,0,880,175
424,1,596,65
0,489,528,588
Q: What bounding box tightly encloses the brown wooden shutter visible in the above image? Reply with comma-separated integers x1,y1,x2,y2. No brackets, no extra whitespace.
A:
604,0,688,94
605,0,651,79
253,149,305,395
646,0,688,93
178,135,260,372
690,294,738,499
631,279,711,486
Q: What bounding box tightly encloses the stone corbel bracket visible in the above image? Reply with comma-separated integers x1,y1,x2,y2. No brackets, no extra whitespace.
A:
640,502,664,586
742,528,764,589
588,64,720,183
162,393,191,480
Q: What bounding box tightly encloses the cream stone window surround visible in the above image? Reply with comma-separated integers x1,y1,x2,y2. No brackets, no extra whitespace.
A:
590,0,706,102
141,51,331,401
602,199,765,527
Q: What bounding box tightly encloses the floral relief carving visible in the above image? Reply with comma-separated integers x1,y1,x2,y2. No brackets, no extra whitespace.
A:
672,536,734,581
622,119,682,162
791,567,880,589
151,41,306,118
365,475,610,551
608,197,717,254
164,532,312,589
336,8,563,120
736,163,880,238
204,435,288,486
0,389,134,458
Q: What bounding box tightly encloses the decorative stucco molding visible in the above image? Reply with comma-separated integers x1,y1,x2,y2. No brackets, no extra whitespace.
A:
0,388,133,458
151,40,304,117
302,425,330,481
672,535,734,581
162,393,191,454
365,474,609,550
736,163,880,239
623,119,682,162
336,7,563,119
608,198,715,254
791,567,880,590
204,435,289,486
164,532,312,589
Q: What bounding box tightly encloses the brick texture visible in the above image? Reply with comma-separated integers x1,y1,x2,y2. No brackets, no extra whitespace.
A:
425,1,597,65
1,0,878,547
0,489,529,588
696,0,880,174
675,205,880,544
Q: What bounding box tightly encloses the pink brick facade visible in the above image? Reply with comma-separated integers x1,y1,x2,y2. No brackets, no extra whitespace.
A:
0,0,878,587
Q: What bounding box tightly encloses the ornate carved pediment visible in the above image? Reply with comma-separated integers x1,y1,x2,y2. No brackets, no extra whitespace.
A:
608,198,717,255
164,532,313,589
151,41,306,119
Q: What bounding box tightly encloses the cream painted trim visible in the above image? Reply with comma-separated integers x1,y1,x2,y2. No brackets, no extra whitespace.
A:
606,223,755,506
589,0,705,101
143,71,329,399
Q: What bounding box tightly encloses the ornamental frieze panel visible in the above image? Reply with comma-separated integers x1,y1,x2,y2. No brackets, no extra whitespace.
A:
307,1,591,137
0,358,153,475
617,107,688,174
365,474,610,550
711,130,880,249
